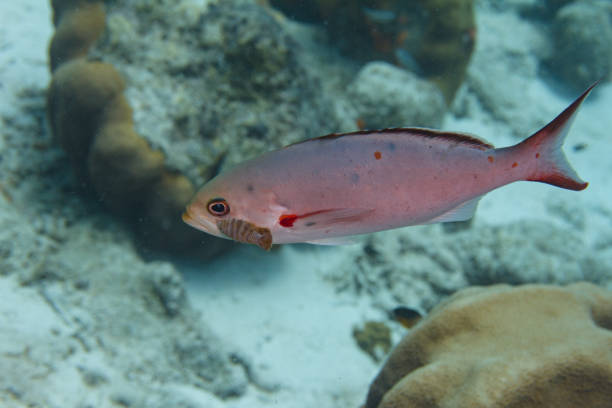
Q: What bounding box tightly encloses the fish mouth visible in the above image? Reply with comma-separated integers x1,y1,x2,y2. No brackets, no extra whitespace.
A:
182,208,220,237
216,218,273,251
181,210,196,226
182,208,205,230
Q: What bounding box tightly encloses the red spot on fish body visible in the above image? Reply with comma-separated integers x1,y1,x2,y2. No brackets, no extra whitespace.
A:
279,214,298,227
487,156,494,163
512,162,518,168
535,153,540,158
374,151,382,160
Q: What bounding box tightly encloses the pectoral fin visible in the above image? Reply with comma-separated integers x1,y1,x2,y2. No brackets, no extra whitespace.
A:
216,218,273,250
281,208,375,229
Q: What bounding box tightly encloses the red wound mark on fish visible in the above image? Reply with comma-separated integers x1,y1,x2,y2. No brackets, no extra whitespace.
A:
535,153,540,158
279,214,298,227
374,151,382,160
487,156,494,163
512,162,518,168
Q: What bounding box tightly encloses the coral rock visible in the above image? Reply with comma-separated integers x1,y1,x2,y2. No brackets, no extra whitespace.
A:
365,283,612,408
93,0,338,187
549,0,612,90
349,62,446,129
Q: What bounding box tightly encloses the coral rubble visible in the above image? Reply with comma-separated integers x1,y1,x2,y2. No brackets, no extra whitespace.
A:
92,0,339,185
352,320,392,362
364,283,612,408
0,185,252,405
326,221,612,311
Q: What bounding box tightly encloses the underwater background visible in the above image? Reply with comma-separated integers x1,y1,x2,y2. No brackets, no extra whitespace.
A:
1,0,612,407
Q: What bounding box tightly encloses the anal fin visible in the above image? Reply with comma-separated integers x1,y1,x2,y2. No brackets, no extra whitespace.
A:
428,196,481,223
306,236,361,246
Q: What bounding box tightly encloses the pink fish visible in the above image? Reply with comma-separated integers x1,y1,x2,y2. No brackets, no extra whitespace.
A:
183,84,595,250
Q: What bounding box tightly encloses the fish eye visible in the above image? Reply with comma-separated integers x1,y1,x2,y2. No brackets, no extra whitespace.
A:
207,198,230,217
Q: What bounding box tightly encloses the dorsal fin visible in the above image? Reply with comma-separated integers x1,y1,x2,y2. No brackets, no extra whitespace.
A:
288,128,494,151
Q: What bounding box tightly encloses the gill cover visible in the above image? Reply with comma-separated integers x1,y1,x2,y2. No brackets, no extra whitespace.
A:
216,218,273,250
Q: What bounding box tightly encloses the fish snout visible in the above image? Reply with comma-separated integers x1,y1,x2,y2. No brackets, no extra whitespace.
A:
181,208,196,226
181,205,222,238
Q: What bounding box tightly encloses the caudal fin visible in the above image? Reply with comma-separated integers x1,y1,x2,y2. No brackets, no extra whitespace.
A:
518,83,597,191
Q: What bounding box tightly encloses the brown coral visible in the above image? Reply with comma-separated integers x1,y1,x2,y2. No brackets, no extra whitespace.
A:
49,0,106,71
46,0,226,255
365,283,612,408
413,0,475,102
47,59,130,184
269,0,475,102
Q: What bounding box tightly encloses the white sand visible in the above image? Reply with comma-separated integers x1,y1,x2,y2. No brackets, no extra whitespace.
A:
0,1,51,115
183,245,380,407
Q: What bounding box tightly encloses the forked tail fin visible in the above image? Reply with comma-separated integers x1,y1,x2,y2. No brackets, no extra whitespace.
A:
517,82,597,191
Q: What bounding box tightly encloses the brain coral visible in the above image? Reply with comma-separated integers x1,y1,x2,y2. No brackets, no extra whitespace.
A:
364,283,612,408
